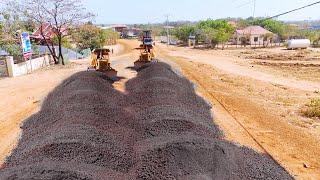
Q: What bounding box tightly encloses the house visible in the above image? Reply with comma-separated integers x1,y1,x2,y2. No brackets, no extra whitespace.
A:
109,24,128,33
30,23,68,44
233,26,274,45
122,28,141,39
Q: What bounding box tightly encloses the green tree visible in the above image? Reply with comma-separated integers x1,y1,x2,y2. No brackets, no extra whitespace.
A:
197,19,235,48
104,29,120,45
248,19,287,40
72,24,107,50
299,30,320,46
173,25,196,44
0,3,24,58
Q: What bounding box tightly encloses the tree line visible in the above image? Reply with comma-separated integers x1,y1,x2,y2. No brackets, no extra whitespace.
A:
172,18,320,47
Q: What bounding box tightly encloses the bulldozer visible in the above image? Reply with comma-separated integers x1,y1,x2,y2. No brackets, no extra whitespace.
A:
134,30,156,68
88,48,118,79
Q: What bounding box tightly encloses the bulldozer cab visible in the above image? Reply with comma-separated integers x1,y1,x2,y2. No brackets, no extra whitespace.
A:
134,30,156,68
93,49,110,60
89,48,118,79
91,49,110,67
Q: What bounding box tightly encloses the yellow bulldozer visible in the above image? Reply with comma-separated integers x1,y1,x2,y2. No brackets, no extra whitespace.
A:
88,48,118,79
134,30,156,68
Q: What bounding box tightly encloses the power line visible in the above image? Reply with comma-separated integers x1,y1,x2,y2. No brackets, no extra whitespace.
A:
265,1,320,20
236,0,253,8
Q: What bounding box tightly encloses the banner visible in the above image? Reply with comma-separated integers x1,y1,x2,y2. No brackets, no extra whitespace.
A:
21,32,32,60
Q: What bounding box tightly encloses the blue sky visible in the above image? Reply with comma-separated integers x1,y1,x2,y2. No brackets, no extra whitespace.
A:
83,0,320,24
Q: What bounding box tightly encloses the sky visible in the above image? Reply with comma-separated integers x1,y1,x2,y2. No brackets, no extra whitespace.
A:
82,0,320,24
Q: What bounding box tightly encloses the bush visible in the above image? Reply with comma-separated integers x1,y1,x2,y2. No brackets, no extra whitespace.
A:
303,99,320,118
197,19,235,48
72,24,108,50
173,25,196,44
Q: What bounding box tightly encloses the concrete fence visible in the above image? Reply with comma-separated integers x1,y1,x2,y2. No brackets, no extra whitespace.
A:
2,56,51,77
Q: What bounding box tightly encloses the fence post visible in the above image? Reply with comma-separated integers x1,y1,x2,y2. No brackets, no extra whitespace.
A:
6,56,14,77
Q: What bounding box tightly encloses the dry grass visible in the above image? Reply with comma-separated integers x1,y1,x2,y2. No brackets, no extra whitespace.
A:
303,99,320,118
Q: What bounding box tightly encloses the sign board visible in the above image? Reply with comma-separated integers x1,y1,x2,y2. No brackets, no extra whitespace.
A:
0,57,8,77
21,32,32,60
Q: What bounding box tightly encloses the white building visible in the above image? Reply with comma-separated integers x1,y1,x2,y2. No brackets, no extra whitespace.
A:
234,26,274,45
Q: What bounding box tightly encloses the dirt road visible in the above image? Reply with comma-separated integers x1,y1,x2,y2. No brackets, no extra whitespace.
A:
159,44,320,92
156,43,320,179
1,39,319,179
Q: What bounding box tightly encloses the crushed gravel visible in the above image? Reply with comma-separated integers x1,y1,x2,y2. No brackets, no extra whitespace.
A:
0,63,293,180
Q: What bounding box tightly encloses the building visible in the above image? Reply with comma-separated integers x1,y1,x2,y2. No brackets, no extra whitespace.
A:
110,24,128,33
234,26,274,45
121,27,141,39
30,23,68,44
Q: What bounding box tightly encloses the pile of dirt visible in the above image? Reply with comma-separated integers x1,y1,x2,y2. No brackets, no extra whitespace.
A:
254,61,320,68
0,63,293,179
242,50,320,61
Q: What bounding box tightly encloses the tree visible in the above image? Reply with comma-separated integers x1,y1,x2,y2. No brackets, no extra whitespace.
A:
72,24,107,50
197,19,235,49
19,0,93,65
0,1,26,58
248,19,287,40
261,33,274,47
173,25,196,44
104,29,120,45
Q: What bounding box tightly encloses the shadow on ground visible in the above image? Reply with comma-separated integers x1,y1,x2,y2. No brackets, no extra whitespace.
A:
0,62,293,179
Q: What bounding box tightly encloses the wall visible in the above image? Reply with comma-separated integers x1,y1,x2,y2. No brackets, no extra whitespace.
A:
6,56,50,77
0,57,9,77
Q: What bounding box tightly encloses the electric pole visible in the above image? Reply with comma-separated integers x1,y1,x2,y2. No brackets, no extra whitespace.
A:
165,14,170,45
253,0,256,18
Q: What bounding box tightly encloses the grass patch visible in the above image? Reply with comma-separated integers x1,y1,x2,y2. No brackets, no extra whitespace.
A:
303,99,320,118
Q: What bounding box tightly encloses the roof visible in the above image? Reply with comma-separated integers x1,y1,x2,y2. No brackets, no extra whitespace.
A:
31,23,52,39
111,24,127,28
31,23,68,40
236,26,272,35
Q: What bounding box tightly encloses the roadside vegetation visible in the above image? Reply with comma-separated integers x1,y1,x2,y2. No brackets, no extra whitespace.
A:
72,24,119,51
172,18,320,48
303,98,320,118
173,19,235,48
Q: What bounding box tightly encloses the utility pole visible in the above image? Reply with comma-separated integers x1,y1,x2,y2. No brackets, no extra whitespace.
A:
253,0,256,18
165,14,170,45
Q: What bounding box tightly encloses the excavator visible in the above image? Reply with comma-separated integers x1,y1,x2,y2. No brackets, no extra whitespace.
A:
134,30,156,68
88,48,118,79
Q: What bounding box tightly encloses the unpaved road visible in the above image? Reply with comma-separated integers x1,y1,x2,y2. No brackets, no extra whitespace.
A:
0,39,319,179
160,44,320,92
156,43,320,179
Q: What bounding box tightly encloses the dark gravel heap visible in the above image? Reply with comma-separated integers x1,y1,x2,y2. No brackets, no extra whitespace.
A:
0,63,293,180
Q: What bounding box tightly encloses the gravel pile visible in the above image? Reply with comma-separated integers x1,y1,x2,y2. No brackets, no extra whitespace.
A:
0,63,292,179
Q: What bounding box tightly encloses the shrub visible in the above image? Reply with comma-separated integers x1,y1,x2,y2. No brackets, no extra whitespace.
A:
303,98,320,118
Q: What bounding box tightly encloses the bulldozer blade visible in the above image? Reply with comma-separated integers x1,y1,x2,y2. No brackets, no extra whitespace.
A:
105,70,118,80
134,61,151,69
97,69,118,80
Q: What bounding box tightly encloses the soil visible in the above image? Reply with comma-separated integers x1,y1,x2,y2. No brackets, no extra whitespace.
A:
156,43,320,179
0,39,318,179
0,63,292,179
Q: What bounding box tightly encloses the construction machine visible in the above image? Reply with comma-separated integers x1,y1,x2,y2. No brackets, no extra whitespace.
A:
88,48,118,78
134,30,156,68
